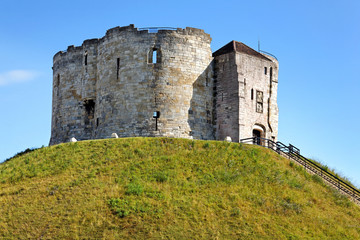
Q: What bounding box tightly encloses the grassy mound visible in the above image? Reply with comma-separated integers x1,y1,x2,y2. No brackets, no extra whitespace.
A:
0,138,359,239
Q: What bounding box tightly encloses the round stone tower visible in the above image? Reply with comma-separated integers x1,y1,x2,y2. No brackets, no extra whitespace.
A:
50,24,214,145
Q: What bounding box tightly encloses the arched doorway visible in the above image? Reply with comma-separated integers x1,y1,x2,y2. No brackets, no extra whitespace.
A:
252,124,265,145
252,129,261,145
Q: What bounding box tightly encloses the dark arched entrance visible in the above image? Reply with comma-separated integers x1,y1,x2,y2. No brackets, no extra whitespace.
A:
253,129,261,145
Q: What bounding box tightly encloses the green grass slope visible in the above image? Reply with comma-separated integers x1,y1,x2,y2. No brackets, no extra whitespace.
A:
1,138,359,239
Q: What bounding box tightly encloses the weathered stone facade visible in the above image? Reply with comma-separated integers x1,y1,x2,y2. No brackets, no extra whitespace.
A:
213,41,279,142
50,24,278,145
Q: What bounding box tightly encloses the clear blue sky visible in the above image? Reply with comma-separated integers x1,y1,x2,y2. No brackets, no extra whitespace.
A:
0,0,359,186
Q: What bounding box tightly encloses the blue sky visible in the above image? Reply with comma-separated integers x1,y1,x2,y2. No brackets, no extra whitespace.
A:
0,0,359,186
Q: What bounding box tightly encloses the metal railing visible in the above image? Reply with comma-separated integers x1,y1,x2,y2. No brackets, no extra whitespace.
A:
138,27,178,33
259,50,278,61
240,137,360,203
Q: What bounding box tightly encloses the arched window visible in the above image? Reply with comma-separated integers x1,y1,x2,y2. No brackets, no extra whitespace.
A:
148,48,160,64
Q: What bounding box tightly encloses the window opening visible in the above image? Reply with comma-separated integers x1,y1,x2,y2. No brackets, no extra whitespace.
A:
84,99,95,120
148,48,160,64
96,118,99,127
56,74,60,96
152,49,157,63
116,58,120,79
84,51,88,65
256,91,263,113
251,89,254,100
270,67,273,81
264,67,267,75
153,111,160,131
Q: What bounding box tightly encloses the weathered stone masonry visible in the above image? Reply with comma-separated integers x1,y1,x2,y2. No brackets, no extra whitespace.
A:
50,24,278,145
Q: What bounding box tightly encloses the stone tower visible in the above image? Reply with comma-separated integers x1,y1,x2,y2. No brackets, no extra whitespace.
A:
213,41,279,142
50,24,278,145
50,25,214,145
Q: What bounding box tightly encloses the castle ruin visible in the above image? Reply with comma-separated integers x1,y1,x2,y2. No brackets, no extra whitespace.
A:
50,24,278,145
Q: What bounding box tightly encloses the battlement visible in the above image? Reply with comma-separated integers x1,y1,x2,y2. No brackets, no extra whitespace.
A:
54,24,211,61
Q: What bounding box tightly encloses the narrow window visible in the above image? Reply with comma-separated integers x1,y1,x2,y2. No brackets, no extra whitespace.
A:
96,118,99,127
251,89,254,100
205,76,209,87
264,67,267,75
270,67,273,81
84,51,88,65
152,49,157,63
148,48,161,64
256,91,264,113
116,58,120,79
56,74,60,96
206,102,210,116
153,111,160,131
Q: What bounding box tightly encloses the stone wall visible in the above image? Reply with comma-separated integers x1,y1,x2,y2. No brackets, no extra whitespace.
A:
214,52,240,142
213,41,279,142
50,25,214,145
236,52,279,141
50,25,279,146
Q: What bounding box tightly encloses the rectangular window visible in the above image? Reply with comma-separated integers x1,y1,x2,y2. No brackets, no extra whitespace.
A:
56,74,60,96
116,58,120,79
256,102,263,113
256,90,263,113
84,51,88,66
264,67,267,75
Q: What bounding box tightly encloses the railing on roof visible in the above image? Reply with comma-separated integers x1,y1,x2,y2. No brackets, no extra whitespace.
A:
259,50,278,61
240,137,360,204
138,27,178,33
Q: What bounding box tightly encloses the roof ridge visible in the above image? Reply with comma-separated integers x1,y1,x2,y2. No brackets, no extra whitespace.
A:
213,40,271,61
